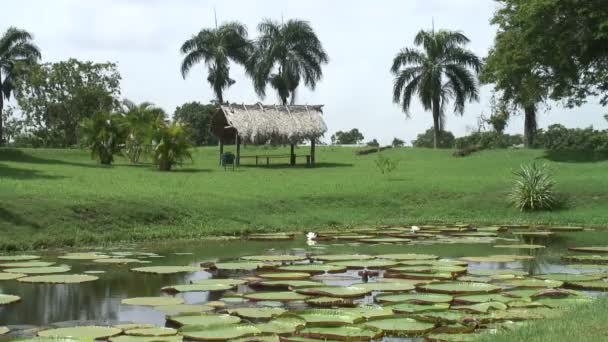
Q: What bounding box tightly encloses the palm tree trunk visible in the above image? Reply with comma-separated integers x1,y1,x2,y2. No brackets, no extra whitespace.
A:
524,105,536,148
432,97,441,149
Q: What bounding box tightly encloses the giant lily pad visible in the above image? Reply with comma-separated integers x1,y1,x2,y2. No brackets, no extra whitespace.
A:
122,297,184,306
417,282,502,295
243,291,310,302
468,269,527,277
126,327,177,336
168,313,241,327
297,326,382,341
228,307,287,319
389,303,450,313
305,297,354,307
278,264,346,274
212,262,280,271
161,283,234,293
17,274,98,284
376,293,452,304
296,309,364,325
0,255,40,261
342,305,394,319
567,281,608,291
0,272,26,280
562,255,608,264
115,324,158,330
4,266,70,274
0,294,20,305
256,315,306,335
192,278,247,286
502,278,563,289
248,233,294,241
536,296,595,308
384,271,453,281
110,336,183,342
258,272,311,280
180,323,259,341
494,244,545,250
154,304,214,314
376,254,438,260
568,246,608,254
296,286,371,298
328,260,399,269
425,333,486,342
38,326,122,339
313,254,374,262
350,282,415,292
365,317,435,335
257,280,324,289
58,253,110,260
94,258,148,264
130,266,202,274
452,294,519,304
534,273,604,282
358,237,411,244
460,255,519,263
452,302,508,314
0,261,55,268
242,255,306,262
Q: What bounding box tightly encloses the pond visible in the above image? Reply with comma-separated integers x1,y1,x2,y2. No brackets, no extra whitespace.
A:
0,225,607,341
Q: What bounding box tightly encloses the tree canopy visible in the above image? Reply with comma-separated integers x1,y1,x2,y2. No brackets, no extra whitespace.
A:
331,128,364,145
173,101,218,146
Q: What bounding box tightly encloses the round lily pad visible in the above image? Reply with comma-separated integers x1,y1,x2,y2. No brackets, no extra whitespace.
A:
460,255,519,263
562,255,608,264
494,244,545,250
122,297,184,306
452,294,518,304
0,261,55,268
130,266,202,274
502,278,564,288
452,301,508,313
567,281,608,291
38,326,122,339
417,282,502,295
350,282,415,292
243,291,309,302
0,272,26,280
329,260,399,269
296,309,364,325
228,307,286,319
365,317,435,334
389,302,450,313
110,336,183,342
0,255,40,261
125,327,177,337
161,284,234,293
534,273,604,282
17,274,98,284
358,237,411,244
313,254,374,261
192,278,247,286
278,264,346,274
114,323,157,330
376,293,453,304
167,313,241,326
248,233,294,241
342,305,395,319
306,297,354,307
180,323,259,341
298,326,382,341
384,271,453,281
4,266,70,274
154,304,214,314
94,258,147,264
425,333,486,342
376,253,438,260
568,246,608,254
212,262,279,271
256,316,306,335
468,269,528,277
0,294,21,305
257,280,324,288
242,255,307,262
258,272,311,280
58,253,110,260
296,286,371,298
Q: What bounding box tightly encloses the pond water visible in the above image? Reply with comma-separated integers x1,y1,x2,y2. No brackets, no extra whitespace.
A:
0,226,607,341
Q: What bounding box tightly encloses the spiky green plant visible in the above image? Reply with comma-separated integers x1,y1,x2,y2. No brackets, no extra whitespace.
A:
80,111,125,165
509,162,557,211
120,99,166,164
152,121,193,171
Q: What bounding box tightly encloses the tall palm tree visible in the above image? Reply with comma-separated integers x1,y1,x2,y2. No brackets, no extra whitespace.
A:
120,99,166,163
391,29,481,148
180,22,251,104
248,19,328,105
0,27,41,144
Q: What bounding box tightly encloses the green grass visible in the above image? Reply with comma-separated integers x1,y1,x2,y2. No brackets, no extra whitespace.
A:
1,146,607,251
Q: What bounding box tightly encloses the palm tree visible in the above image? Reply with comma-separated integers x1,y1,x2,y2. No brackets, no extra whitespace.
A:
391,29,481,148
0,27,41,144
248,19,328,105
180,22,251,104
152,121,193,171
120,99,166,163
80,111,125,165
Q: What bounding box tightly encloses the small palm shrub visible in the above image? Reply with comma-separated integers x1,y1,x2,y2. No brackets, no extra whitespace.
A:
152,121,193,171
80,111,124,165
509,162,557,211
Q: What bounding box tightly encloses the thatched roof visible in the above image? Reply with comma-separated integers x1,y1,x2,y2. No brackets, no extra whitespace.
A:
212,103,327,144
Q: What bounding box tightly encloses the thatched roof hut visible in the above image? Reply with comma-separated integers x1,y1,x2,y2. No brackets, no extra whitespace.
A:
211,103,327,167
211,103,326,144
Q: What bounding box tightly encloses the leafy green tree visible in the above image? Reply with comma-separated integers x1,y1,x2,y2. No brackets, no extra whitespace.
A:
80,111,125,165
14,59,121,147
173,102,218,146
392,138,405,147
248,19,328,105
152,120,193,171
180,22,251,104
489,0,608,107
120,99,166,163
0,27,41,145
412,127,455,148
331,128,364,145
391,29,481,148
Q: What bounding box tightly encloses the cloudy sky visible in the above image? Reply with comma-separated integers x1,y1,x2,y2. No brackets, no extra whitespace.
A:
3,0,607,144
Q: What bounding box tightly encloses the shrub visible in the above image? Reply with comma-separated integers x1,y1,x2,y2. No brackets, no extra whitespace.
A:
455,132,523,149
536,124,608,152
375,153,398,175
151,121,193,171
392,138,405,147
509,163,557,211
80,111,125,165
366,139,380,147
412,128,455,148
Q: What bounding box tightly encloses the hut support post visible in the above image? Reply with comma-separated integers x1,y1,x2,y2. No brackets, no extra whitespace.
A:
290,144,295,166
219,138,224,166
310,138,316,167
236,133,241,167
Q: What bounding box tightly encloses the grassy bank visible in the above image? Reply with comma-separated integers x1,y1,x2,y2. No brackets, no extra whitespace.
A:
1,146,607,251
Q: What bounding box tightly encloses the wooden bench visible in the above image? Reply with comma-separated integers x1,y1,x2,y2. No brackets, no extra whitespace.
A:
239,154,312,166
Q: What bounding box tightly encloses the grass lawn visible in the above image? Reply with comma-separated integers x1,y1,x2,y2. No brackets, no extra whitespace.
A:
1,145,607,251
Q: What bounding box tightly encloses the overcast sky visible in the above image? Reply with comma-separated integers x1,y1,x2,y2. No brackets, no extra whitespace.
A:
3,0,607,144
